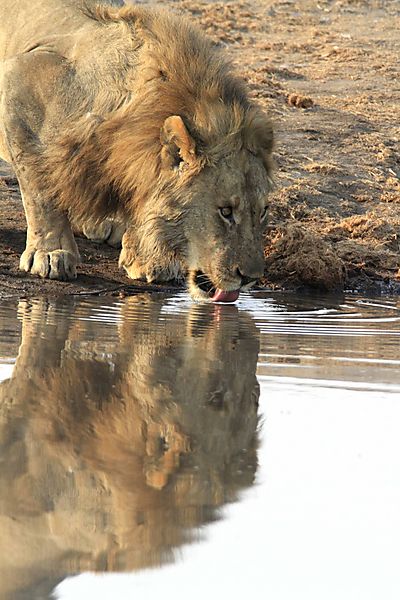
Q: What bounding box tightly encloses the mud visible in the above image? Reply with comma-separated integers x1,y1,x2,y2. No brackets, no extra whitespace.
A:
0,0,399,299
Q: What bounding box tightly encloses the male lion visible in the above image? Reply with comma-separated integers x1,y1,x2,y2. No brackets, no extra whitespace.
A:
0,0,273,302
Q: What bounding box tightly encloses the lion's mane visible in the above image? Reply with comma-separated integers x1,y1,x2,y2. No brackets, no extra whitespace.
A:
31,5,273,223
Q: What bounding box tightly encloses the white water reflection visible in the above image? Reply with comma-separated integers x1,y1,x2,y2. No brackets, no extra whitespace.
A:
0,292,399,600
0,360,15,383
56,382,400,600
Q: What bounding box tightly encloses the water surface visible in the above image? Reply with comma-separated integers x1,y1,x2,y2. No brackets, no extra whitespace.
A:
0,292,399,600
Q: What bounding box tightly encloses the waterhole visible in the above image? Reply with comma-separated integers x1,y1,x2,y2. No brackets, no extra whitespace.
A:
0,291,399,600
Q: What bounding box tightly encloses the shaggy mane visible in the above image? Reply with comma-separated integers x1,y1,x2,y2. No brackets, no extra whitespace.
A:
34,4,272,222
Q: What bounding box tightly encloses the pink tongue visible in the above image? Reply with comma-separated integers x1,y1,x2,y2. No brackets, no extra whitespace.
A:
211,288,240,303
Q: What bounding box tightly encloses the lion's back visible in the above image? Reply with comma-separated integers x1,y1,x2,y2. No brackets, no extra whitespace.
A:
0,0,124,62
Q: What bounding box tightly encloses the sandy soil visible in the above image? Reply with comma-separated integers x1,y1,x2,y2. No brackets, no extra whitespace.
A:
0,0,399,299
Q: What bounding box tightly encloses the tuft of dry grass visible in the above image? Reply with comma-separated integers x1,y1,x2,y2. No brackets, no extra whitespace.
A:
265,223,344,290
287,93,314,108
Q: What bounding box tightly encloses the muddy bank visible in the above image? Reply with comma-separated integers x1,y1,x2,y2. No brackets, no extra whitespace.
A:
1,0,399,299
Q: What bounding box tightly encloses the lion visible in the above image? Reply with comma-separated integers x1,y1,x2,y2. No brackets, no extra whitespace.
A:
0,0,273,302
0,296,260,598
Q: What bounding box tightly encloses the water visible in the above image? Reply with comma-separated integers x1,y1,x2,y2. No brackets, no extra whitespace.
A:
0,291,399,600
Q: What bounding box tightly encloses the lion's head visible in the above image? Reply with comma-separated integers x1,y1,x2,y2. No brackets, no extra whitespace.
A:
119,109,273,303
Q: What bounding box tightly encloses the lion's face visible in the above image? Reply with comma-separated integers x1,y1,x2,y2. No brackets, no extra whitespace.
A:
120,114,273,302
180,153,270,302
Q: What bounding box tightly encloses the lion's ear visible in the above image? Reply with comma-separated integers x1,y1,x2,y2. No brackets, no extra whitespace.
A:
160,116,197,169
245,112,274,173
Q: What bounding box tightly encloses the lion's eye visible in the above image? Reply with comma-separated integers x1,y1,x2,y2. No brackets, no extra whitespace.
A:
219,206,234,223
260,206,268,222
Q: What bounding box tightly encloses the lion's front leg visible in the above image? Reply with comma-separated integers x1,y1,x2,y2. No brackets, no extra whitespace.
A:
18,175,80,281
1,52,80,281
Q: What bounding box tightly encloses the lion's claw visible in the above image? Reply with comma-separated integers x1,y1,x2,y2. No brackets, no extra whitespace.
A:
20,248,78,280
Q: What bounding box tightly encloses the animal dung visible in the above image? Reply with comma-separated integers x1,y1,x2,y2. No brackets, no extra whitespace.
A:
287,93,314,109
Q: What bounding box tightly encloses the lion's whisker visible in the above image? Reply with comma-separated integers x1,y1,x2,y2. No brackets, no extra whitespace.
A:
195,275,212,283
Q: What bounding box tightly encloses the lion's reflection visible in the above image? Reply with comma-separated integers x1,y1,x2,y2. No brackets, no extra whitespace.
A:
0,296,260,599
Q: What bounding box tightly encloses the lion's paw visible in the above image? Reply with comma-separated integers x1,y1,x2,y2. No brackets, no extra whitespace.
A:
119,241,183,283
120,258,183,283
119,252,162,282
20,248,78,280
82,219,124,249
119,257,147,281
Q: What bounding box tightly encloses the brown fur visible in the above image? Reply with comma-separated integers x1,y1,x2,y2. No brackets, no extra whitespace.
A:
34,6,272,220
0,1,273,295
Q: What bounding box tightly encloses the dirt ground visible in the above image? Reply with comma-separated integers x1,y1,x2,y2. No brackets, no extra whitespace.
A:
0,0,399,299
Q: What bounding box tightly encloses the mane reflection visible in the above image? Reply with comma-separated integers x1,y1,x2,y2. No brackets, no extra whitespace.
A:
0,296,260,599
